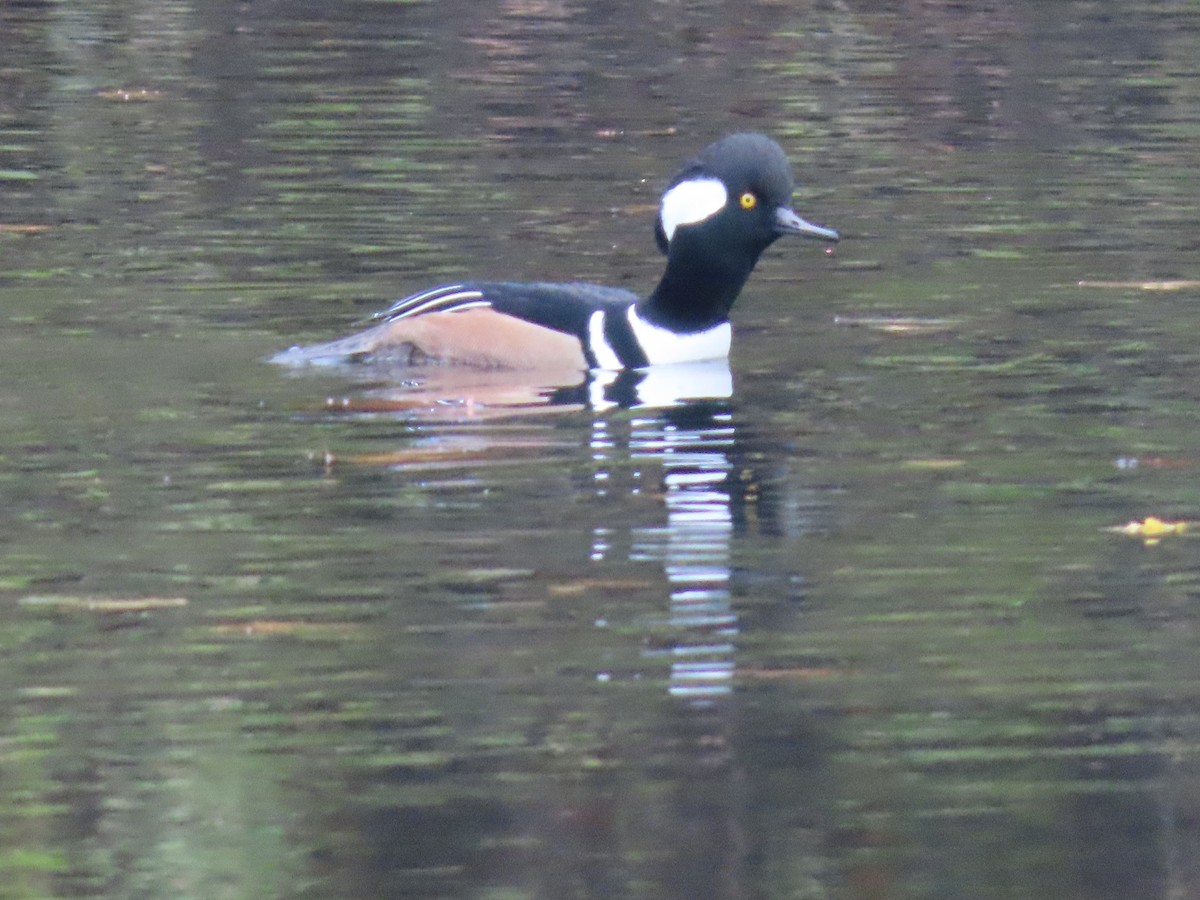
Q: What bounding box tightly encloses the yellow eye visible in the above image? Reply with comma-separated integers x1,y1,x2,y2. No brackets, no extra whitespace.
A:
739,192,757,210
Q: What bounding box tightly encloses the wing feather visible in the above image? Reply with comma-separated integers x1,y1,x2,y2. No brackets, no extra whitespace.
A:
374,285,490,322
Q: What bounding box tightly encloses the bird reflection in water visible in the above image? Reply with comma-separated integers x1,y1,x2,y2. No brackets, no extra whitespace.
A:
587,396,738,701
296,358,746,701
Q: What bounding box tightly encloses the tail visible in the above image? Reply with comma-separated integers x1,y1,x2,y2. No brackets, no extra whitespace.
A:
269,321,407,367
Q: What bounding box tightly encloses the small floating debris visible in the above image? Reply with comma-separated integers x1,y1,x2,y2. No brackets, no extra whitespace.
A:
900,458,967,470
738,666,840,682
0,223,51,234
19,595,187,612
595,126,678,139
1078,280,1200,291
833,315,958,334
1114,455,1200,471
548,577,652,597
96,87,162,102
210,620,365,638
1106,516,1189,545
826,256,881,268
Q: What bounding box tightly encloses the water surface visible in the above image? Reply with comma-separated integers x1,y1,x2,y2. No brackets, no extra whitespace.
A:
3,1,1200,897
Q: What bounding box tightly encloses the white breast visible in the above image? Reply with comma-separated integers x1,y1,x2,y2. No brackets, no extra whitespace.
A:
627,306,731,366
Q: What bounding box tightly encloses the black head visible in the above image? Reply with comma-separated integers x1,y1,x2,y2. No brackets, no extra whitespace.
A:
653,133,838,257
643,133,838,333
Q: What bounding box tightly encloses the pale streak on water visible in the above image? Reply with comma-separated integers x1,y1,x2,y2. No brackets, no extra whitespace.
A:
2,0,1200,897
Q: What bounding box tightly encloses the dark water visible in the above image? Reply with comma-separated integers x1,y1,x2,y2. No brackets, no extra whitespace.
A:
3,1,1200,897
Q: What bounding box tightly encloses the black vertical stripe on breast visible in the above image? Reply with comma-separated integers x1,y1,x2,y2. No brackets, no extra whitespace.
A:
603,307,650,369
580,338,600,370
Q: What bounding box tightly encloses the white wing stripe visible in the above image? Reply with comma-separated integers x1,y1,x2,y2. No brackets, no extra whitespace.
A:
389,291,486,320
377,284,465,317
376,285,489,322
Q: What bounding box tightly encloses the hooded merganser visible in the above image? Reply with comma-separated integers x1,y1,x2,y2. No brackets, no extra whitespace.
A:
271,133,838,370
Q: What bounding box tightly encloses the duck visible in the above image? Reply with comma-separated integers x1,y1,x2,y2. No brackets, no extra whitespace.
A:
271,133,838,371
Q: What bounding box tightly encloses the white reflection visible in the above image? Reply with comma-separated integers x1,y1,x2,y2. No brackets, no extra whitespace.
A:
300,353,742,701
591,391,738,702
588,359,733,411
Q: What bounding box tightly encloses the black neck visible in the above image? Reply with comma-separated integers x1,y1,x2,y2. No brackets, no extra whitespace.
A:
639,240,764,333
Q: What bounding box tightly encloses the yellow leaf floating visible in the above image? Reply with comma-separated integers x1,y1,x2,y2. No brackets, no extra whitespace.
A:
1108,516,1189,545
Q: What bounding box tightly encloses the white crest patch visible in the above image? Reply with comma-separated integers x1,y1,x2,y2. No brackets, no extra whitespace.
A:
627,306,731,365
587,310,623,370
658,177,728,244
